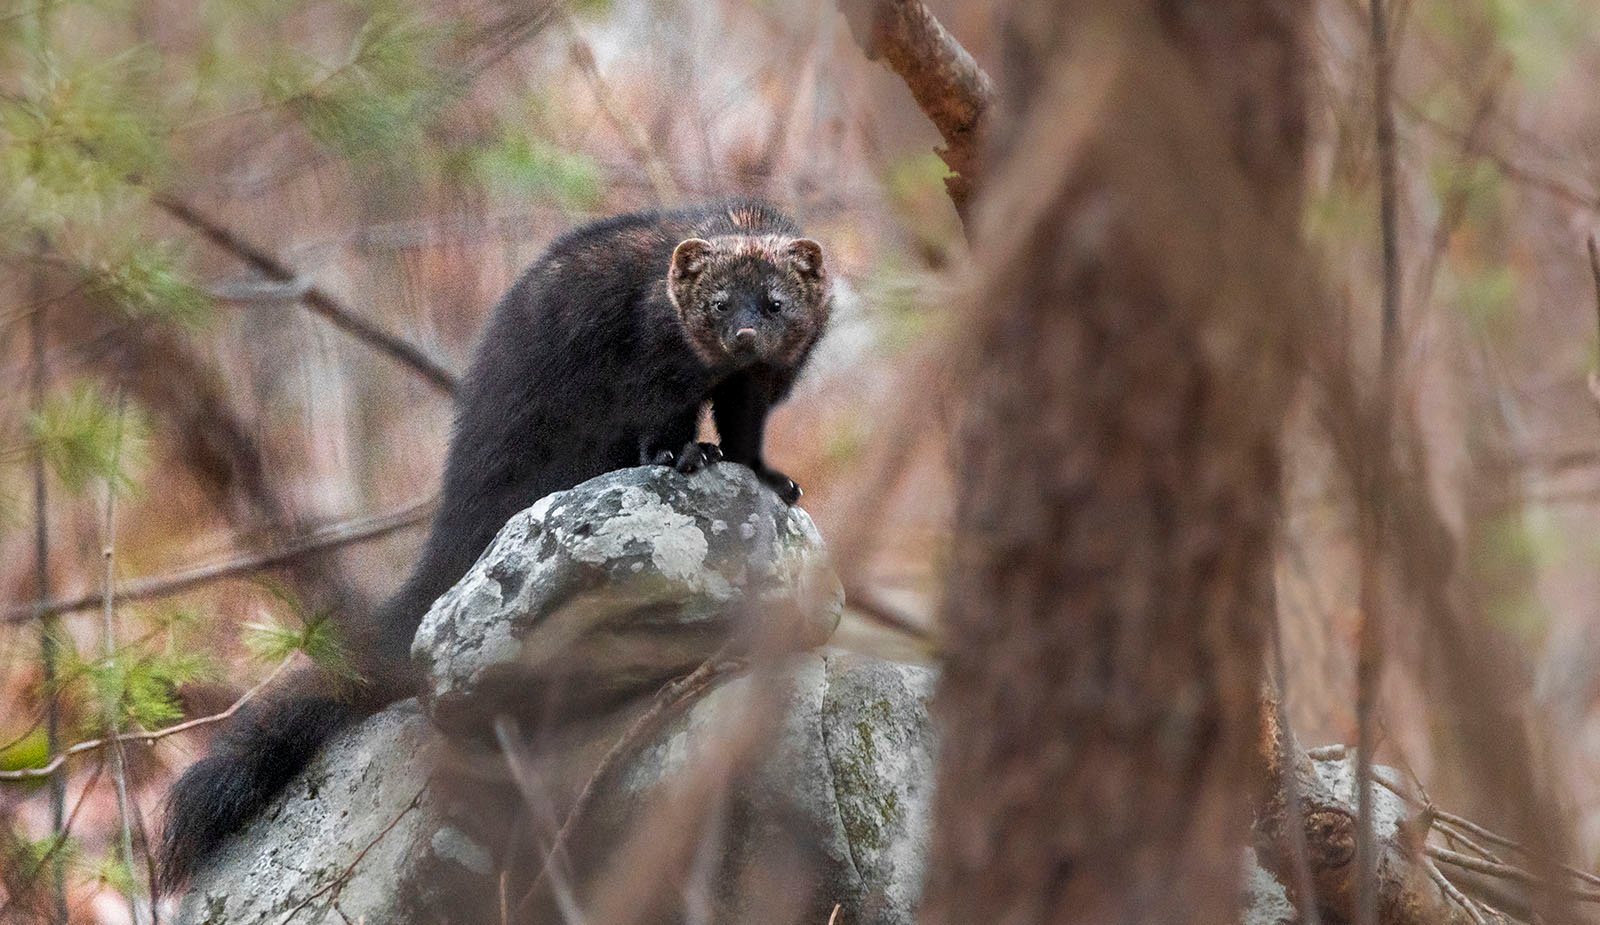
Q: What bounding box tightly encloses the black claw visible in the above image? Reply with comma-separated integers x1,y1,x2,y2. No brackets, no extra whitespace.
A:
651,449,677,467
673,441,723,475
755,467,802,505
778,480,802,505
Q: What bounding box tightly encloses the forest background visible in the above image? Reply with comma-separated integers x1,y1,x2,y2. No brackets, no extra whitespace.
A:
0,0,1597,922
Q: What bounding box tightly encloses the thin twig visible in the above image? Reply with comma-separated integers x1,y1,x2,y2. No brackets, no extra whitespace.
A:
1357,0,1403,920
493,717,583,922
1399,100,1597,212
275,787,426,924
2,495,436,624
98,390,145,925
842,582,935,644
28,229,69,925
1427,858,1491,925
1433,817,1509,867
0,760,106,922
0,656,295,781
1269,621,1322,925
516,653,743,913
1373,773,1600,893
1428,847,1600,904
827,903,841,924
151,194,459,396
562,14,678,205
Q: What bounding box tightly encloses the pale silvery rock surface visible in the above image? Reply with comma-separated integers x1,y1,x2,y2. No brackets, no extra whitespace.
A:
175,700,483,925
1241,849,1297,925
413,464,843,732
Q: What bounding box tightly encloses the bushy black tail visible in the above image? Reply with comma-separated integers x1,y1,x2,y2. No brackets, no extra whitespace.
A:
157,679,366,891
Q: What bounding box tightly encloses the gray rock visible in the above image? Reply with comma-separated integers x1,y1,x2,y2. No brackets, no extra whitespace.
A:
528,653,938,925
175,701,481,925
181,464,908,924
413,465,843,733
178,657,938,925
1241,849,1297,925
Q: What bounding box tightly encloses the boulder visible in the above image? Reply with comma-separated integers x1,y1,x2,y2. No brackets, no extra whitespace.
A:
412,464,843,734
178,465,924,925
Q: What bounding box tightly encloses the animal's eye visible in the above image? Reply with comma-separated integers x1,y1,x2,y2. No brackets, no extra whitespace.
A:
766,296,785,314
709,296,730,313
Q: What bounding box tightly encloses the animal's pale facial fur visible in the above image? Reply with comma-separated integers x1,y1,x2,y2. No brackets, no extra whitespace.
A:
668,234,829,369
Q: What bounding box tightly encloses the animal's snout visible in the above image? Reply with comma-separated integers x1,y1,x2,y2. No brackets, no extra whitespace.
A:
733,327,758,347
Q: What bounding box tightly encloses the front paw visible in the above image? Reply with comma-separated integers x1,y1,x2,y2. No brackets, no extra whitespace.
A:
755,466,802,505
665,441,723,474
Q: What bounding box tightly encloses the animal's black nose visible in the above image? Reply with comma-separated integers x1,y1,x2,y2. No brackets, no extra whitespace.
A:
734,327,757,346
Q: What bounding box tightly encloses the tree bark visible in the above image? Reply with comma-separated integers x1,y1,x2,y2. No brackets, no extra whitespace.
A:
922,1,1308,922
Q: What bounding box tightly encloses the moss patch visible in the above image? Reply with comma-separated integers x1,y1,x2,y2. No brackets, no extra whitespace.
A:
828,696,904,853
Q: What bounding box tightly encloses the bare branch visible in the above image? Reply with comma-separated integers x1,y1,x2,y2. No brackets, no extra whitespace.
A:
27,232,69,923
1428,848,1600,905
151,194,459,396
1427,859,1492,925
2,495,434,625
98,390,148,925
0,656,295,782
562,14,679,205
841,582,936,644
836,0,994,220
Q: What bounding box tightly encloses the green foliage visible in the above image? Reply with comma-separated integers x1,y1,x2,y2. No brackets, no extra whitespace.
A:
1305,182,1374,245
1471,506,1561,639
27,384,150,497
0,51,168,235
885,152,952,208
88,851,138,897
245,609,355,680
1482,0,1587,91
462,131,604,210
63,642,210,734
265,4,455,158
822,422,866,468
78,240,214,329
11,833,79,882
0,727,52,775
141,604,206,643
862,260,944,353
884,152,960,260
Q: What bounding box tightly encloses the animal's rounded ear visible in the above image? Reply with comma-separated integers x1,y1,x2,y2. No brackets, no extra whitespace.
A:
671,238,713,283
784,238,824,279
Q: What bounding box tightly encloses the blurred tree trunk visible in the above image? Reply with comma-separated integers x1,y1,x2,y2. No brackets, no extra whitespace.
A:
922,1,1307,922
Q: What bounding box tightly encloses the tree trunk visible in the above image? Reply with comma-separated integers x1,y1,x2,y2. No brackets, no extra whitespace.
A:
921,2,1308,922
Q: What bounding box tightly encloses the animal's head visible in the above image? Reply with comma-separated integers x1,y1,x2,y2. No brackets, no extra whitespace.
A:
667,234,831,369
